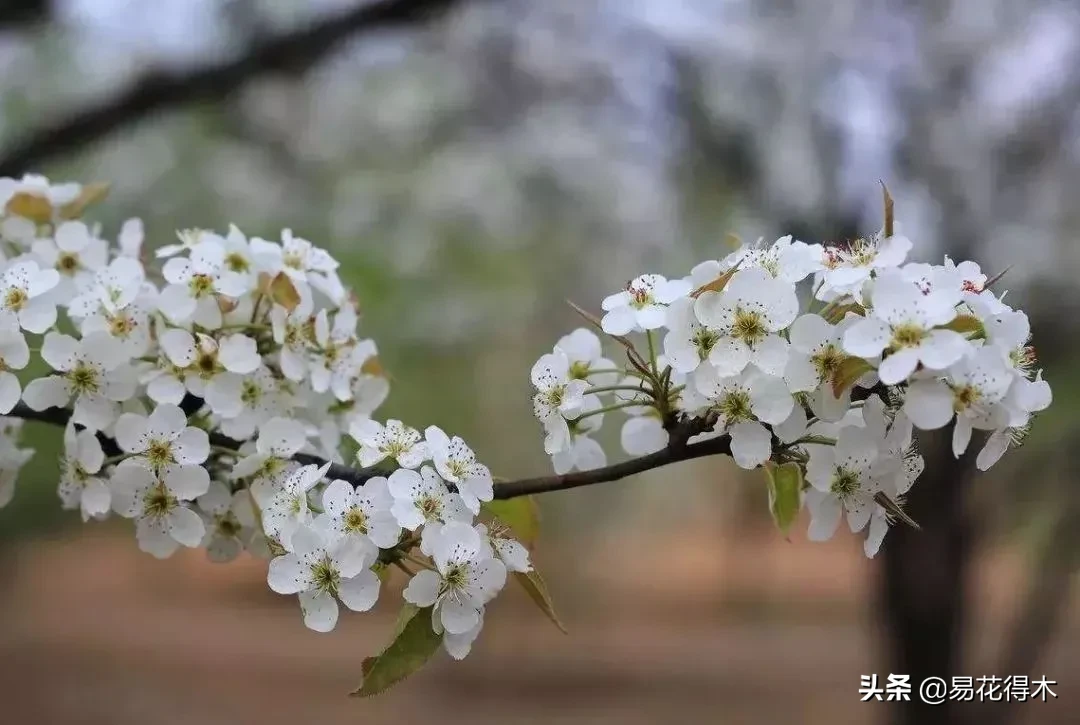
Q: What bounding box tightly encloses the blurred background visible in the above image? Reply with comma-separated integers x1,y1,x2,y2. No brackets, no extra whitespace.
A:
0,1,1078,723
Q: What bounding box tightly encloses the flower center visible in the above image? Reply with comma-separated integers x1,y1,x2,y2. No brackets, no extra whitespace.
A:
692,327,720,360
283,251,305,270
890,323,926,349
626,282,654,309
67,361,100,394
830,468,861,498
442,563,468,594
189,274,215,298
225,252,249,273
108,313,136,337
732,308,767,346
845,238,877,266
240,379,261,405
718,390,753,423
417,494,443,521
811,344,845,379
57,252,80,275
145,439,174,469
217,512,242,538
195,352,219,377
142,482,177,519
569,360,591,380
311,557,340,596
543,385,566,408
4,287,27,311
344,507,368,534
952,384,979,412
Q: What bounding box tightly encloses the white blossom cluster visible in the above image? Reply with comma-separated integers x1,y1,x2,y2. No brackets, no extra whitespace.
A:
0,174,529,661
531,230,1052,556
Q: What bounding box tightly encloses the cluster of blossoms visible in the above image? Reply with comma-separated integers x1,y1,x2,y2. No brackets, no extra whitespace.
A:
531,228,1052,556
0,174,531,664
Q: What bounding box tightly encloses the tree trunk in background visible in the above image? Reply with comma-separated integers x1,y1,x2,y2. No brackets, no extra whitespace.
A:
879,430,975,725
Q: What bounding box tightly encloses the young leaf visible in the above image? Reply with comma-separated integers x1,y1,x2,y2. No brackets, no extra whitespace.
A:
269,271,302,312
880,180,894,238
58,181,111,220
690,261,741,299
724,232,743,250
940,314,985,337
351,605,443,697
5,192,52,223
763,462,803,535
822,301,864,325
831,356,874,397
482,497,540,548
515,569,567,634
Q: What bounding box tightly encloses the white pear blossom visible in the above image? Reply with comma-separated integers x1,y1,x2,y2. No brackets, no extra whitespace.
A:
267,521,380,632
57,421,109,521
0,259,60,333
251,229,344,303
31,220,108,303
0,319,28,413
254,462,331,546
387,465,470,531
22,331,134,430
232,417,308,484
195,481,266,562
530,351,589,454
600,274,692,335
556,328,617,384
350,418,427,469
663,296,722,375
621,412,667,456
694,266,799,376
721,235,823,284
110,460,210,559
550,395,607,474
317,477,401,549
403,521,507,636
114,403,210,472
158,239,250,328
694,365,794,469
816,232,912,302
784,313,861,422
804,427,882,542
423,426,493,514
843,269,969,385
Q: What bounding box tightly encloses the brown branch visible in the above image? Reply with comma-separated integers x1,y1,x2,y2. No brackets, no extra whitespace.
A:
0,0,463,176
7,402,736,500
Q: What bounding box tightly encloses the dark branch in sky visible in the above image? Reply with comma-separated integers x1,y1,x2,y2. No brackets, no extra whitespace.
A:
0,0,463,177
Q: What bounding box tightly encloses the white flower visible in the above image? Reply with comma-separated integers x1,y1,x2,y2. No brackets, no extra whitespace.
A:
270,294,316,382
22,331,134,430
232,417,308,484
620,413,667,456
110,460,210,559
208,366,293,441
267,521,381,632
476,522,531,573
157,329,260,401
117,218,144,258
555,328,617,385
196,481,265,562
157,239,250,328
804,426,882,541
694,266,799,376
443,612,484,660
600,274,692,335
550,396,607,474
784,313,860,422
0,320,28,413
816,232,912,302
531,351,589,454
350,418,428,469
843,270,969,385
31,220,108,303
694,365,794,469
114,403,210,472
255,462,331,546
663,296,722,375
68,256,146,317
721,235,823,284
309,306,364,401
424,426,493,514
58,421,109,521
317,477,401,549
403,521,507,636
387,465,470,531
0,259,60,333
904,347,1015,457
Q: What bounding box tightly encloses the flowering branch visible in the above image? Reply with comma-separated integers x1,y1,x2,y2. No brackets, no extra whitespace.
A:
0,175,1053,697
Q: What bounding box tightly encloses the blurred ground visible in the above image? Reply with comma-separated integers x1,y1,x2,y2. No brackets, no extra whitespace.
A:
1,519,1074,724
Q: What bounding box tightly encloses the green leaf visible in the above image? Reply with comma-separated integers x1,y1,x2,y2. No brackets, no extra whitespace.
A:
830,356,874,397
940,314,985,337
351,605,443,697
763,462,802,536
482,497,540,548
267,271,302,312
515,569,567,634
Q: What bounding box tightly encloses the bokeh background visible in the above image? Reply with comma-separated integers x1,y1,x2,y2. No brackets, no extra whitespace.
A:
1,1,1078,723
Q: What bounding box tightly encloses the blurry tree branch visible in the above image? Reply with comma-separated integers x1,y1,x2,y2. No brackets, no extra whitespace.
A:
0,0,464,176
